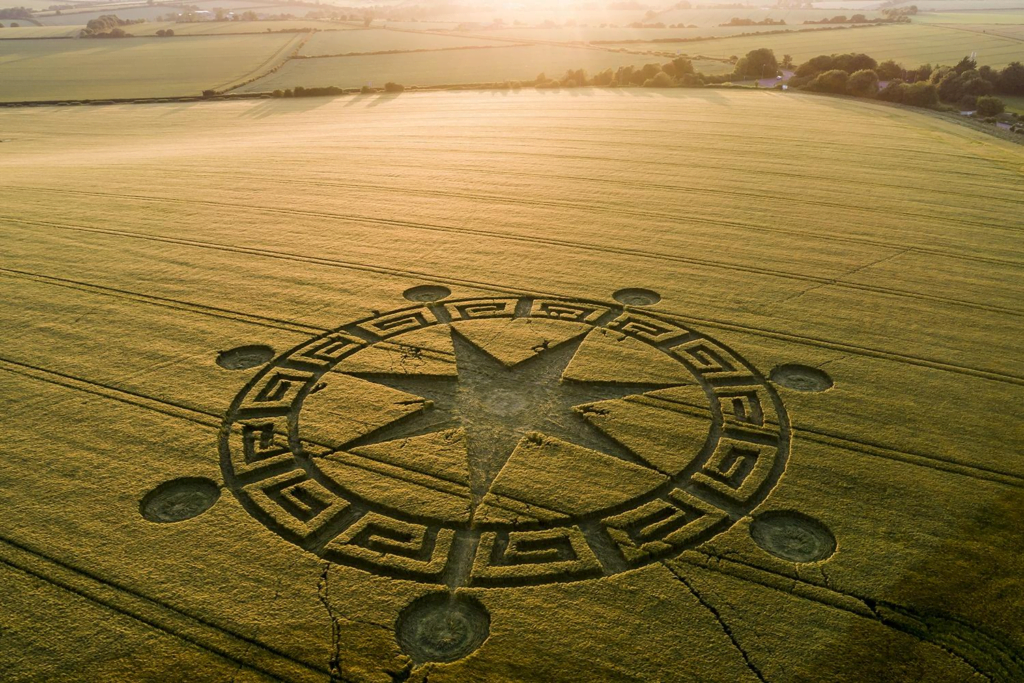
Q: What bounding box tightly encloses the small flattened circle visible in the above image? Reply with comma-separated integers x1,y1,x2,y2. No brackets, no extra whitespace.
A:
396,592,490,664
612,288,661,306
770,364,833,393
403,285,452,302
141,477,221,523
750,510,836,563
216,345,275,370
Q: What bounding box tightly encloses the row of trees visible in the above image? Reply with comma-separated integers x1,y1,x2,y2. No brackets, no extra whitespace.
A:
535,57,704,89
80,14,144,38
722,17,786,26
0,6,31,19
781,50,1022,115
270,82,405,98
804,13,909,24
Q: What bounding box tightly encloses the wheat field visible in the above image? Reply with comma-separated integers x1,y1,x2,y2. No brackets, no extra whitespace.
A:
1,89,1022,681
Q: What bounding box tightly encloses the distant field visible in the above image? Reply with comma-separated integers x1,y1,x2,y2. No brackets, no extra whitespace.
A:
1004,95,1024,115
653,8,884,26
298,29,511,56
0,33,299,101
36,5,181,25
916,10,1024,24
618,24,1024,68
0,0,91,8
190,0,288,7
447,25,836,44
132,20,354,36
375,21,464,30
933,24,1024,41
237,44,682,91
902,0,1024,9
0,25,81,38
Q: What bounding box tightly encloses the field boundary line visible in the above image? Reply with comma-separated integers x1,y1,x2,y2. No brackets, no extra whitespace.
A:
795,431,1024,489
215,32,308,93
0,535,329,682
10,154,1022,250
151,167,1024,251
0,357,224,427
4,216,1022,387
4,346,1024,491
160,163,1024,268
0,268,325,335
284,139,1023,214
297,42,531,59
175,161,1024,230
3,189,1021,317
930,22,1024,43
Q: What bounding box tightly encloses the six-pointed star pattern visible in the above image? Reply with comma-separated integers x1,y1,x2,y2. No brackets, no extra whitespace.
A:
335,328,684,503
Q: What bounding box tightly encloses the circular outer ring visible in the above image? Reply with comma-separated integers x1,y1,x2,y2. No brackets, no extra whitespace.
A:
219,294,790,587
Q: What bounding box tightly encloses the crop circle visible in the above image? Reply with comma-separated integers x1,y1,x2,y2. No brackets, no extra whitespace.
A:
396,592,490,664
216,345,275,370
403,284,452,302
220,294,790,588
750,510,836,563
770,364,833,392
141,477,221,523
612,288,662,306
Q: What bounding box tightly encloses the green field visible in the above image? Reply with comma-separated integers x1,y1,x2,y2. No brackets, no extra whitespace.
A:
932,23,1024,41
0,25,82,38
447,24,838,44
916,9,1024,24
298,28,512,56
619,23,1024,68
236,44,682,91
0,33,300,101
35,4,177,25
0,89,1021,680
1003,95,1024,114
132,20,355,36
653,7,884,27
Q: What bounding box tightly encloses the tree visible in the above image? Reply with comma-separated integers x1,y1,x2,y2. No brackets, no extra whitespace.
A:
938,70,993,103
909,63,932,83
876,60,903,81
678,73,703,88
832,53,876,73
781,54,793,69
847,69,879,97
807,69,848,94
796,54,834,78
735,48,778,78
643,71,674,87
957,94,977,111
384,82,404,93
998,62,1024,96
902,82,938,107
592,68,614,86
671,56,694,75
975,96,1004,116
877,80,907,103
930,66,951,84
953,55,977,75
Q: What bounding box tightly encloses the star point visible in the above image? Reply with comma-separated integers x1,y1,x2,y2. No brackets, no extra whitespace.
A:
338,325,682,508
